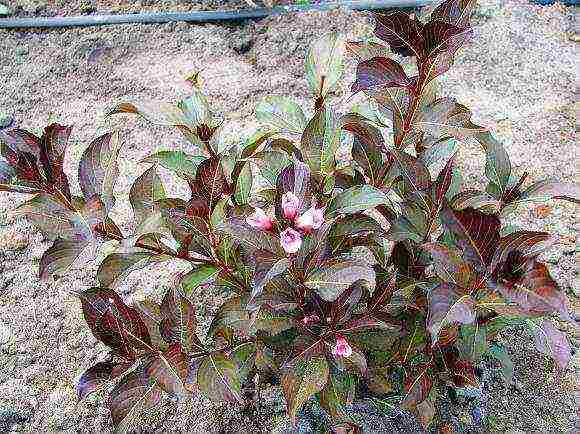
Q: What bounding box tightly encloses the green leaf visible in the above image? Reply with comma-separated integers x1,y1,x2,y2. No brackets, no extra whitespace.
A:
326,185,391,217
129,167,166,226
208,296,252,338
234,161,252,205
252,150,292,187
476,131,511,198
181,265,219,294
301,106,341,175
305,260,376,302
197,352,243,403
413,98,485,140
159,288,204,353
282,356,329,423
78,131,121,213
319,371,356,420
255,96,307,134
141,151,204,180
39,238,86,280
305,32,345,98
97,251,170,288
177,89,213,127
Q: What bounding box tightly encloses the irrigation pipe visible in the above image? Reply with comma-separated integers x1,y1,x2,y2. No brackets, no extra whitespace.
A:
0,1,433,29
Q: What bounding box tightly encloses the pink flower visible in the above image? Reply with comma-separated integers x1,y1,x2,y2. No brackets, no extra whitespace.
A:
332,336,353,358
301,314,320,326
246,208,274,230
281,192,300,220
295,207,325,233
280,227,302,254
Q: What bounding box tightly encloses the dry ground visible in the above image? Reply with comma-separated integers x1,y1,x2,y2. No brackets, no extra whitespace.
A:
0,0,578,432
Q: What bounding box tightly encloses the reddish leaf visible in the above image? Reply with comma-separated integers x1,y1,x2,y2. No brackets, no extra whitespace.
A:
495,260,569,320
421,23,471,82
196,351,243,403
78,131,121,213
79,288,152,359
129,166,166,226
431,0,476,28
108,369,162,428
423,243,475,288
77,361,132,400
433,155,455,206
39,124,72,200
390,150,431,193
489,231,556,274
532,320,571,374
402,365,433,408
133,300,166,351
195,156,229,207
351,57,411,94
39,238,85,281
142,344,189,398
440,206,500,271
374,12,424,58
159,287,204,353
427,283,475,345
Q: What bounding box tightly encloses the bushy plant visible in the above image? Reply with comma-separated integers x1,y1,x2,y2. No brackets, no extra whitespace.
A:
1,0,578,431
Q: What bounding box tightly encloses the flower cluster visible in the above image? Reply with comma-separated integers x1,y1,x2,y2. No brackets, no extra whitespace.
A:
246,191,324,254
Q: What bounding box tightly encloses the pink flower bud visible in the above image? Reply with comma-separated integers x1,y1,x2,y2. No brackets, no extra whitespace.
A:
281,192,300,220
246,208,273,230
332,336,353,358
280,227,302,254
295,207,325,233
301,314,320,326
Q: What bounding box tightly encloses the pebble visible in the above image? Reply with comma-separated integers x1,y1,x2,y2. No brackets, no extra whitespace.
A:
0,112,13,129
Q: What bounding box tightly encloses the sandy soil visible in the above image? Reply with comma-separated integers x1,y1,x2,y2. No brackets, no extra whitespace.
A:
0,0,578,432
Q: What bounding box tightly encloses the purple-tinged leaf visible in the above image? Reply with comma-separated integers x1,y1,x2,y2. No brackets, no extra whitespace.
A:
13,193,105,243
195,156,229,209
207,296,252,338
129,166,166,227
0,138,44,192
305,260,376,302
351,57,411,94
77,361,132,400
250,249,290,305
423,243,475,288
532,320,571,374
2,128,41,157
39,124,73,200
282,355,329,423
275,161,311,219
345,40,391,62
413,98,484,140
489,231,556,274
402,365,433,409
197,351,243,403
427,283,475,345
78,131,121,212
133,300,166,351
218,217,282,255
450,190,501,214
159,287,204,353
341,113,385,185
300,106,341,175
374,12,424,58
108,369,163,428
339,315,399,335
431,0,476,28
39,238,86,281
390,150,431,193
79,288,152,359
97,251,169,289
494,260,570,320
142,344,189,398
421,22,471,82
433,155,454,206
516,180,580,205
440,205,500,271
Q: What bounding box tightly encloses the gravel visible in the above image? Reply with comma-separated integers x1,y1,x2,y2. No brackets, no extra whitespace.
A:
0,0,578,432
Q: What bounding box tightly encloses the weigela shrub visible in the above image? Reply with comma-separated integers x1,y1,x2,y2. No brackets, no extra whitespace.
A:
1,0,578,431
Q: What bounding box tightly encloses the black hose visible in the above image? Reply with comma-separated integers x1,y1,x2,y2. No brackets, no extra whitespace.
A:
0,1,432,29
